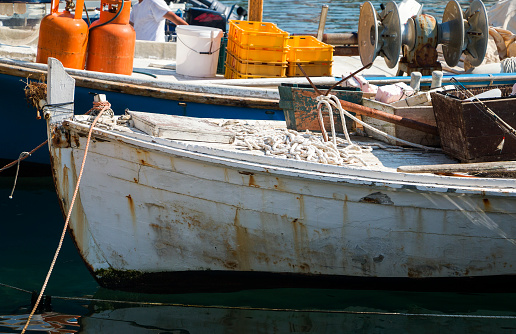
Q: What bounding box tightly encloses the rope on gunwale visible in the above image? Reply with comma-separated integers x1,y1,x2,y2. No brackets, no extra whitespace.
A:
21,102,111,334
1,282,515,320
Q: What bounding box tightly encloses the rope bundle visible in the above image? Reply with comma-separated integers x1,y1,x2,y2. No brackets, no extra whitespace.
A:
224,123,372,167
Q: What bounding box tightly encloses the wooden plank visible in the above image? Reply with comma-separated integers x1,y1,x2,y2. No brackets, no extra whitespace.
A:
398,161,516,173
47,58,74,125
128,111,235,144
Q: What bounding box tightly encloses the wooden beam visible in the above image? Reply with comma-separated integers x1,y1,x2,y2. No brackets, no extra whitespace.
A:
397,161,516,174
248,0,263,22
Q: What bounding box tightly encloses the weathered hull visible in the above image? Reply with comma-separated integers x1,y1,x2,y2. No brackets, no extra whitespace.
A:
48,121,516,293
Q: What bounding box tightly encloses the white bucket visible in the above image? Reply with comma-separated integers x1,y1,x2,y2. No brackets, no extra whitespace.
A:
175,25,223,77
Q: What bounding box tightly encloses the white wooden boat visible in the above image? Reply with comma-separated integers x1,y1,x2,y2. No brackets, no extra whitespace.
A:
44,58,516,293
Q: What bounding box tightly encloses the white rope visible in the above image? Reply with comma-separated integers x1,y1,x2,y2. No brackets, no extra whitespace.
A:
225,123,373,167
317,94,440,152
8,151,30,199
502,57,516,73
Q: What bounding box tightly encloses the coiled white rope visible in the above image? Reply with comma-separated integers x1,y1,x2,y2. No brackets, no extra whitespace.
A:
502,57,516,73
225,123,372,167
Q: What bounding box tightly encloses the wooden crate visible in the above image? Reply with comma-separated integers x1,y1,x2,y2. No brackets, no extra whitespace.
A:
361,99,440,147
278,84,362,132
431,86,516,162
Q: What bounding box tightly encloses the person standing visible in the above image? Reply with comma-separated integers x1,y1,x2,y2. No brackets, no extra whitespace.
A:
129,0,188,42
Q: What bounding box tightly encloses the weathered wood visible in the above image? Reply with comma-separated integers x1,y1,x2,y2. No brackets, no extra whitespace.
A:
0,61,280,110
280,86,438,136
292,33,358,45
248,0,263,21
431,88,516,162
334,46,359,57
339,99,438,135
278,85,362,132
361,99,439,146
47,58,74,125
128,111,235,144
316,5,329,41
398,161,516,173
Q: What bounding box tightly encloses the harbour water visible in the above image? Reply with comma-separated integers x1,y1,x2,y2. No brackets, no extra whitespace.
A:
1,0,516,332
223,0,500,34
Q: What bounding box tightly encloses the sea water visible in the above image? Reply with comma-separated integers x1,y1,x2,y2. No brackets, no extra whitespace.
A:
223,0,500,34
2,0,515,332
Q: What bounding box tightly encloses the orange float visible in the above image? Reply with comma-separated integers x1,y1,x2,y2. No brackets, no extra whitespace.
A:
36,0,88,69
86,0,135,75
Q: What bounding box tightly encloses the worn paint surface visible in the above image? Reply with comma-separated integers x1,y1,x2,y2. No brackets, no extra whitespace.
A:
46,112,516,292
432,89,516,163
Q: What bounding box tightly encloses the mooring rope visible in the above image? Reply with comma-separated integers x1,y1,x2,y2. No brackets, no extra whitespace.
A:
21,103,110,334
0,140,48,174
8,151,30,199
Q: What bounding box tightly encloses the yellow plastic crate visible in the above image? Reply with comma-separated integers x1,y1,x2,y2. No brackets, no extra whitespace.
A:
287,61,333,77
228,20,288,49
227,37,288,62
287,35,334,62
225,50,287,77
225,63,287,79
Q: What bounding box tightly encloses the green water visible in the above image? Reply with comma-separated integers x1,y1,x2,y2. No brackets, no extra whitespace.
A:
1,176,516,333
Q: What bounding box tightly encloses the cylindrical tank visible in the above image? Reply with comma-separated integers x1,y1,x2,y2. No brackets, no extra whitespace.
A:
86,0,135,75
36,0,88,69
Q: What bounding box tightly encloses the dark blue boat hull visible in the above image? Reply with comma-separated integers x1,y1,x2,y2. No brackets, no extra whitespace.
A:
2,73,282,165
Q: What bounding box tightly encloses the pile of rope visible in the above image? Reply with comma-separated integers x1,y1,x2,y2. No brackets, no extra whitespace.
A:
224,123,373,167
23,77,47,119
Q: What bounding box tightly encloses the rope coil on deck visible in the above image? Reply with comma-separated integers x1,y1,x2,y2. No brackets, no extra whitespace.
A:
225,122,372,167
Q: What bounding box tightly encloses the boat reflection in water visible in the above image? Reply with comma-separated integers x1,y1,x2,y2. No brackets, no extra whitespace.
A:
2,288,516,333
78,288,516,333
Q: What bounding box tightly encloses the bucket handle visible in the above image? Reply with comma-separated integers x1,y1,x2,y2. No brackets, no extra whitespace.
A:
177,30,221,55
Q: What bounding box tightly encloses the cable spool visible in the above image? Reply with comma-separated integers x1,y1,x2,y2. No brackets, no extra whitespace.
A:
358,0,489,72
358,1,401,69
442,0,489,67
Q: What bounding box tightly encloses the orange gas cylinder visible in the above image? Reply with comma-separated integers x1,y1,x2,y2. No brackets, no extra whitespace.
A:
36,0,88,69
86,0,135,75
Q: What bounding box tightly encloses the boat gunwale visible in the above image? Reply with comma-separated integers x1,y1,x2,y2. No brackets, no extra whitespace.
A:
0,58,282,106
60,118,516,195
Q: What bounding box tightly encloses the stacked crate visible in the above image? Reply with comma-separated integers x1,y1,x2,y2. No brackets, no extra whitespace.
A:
225,20,289,79
286,36,334,77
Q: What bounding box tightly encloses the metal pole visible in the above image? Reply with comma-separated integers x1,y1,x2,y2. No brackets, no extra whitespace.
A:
316,5,329,41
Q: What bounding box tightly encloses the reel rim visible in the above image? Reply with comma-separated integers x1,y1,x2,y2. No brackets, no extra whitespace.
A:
358,1,379,66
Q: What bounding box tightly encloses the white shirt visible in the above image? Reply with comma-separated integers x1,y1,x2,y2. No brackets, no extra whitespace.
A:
130,0,170,42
